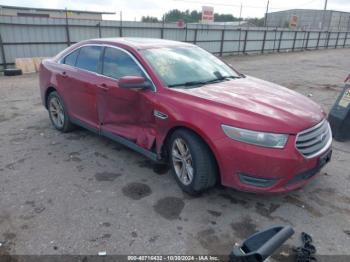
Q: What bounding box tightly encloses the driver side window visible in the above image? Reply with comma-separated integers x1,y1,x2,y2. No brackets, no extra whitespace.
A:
102,47,144,79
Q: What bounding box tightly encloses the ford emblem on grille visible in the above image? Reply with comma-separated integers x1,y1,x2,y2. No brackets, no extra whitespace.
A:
319,133,326,142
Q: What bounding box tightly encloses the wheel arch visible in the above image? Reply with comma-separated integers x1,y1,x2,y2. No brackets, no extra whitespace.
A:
160,125,222,183
44,86,58,109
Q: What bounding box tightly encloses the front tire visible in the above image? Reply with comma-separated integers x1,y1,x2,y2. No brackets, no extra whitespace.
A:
169,129,217,195
47,91,74,132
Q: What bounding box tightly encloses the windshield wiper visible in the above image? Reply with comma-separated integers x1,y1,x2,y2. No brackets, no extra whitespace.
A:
221,75,241,80
168,75,240,88
168,79,216,88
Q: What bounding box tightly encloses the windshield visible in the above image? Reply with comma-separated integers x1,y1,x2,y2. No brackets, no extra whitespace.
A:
141,46,240,88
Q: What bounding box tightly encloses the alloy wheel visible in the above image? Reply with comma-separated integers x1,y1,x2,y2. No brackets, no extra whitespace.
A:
171,138,194,185
49,97,65,129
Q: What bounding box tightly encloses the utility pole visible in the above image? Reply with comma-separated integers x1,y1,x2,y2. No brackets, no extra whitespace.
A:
321,0,328,30
65,8,71,46
119,11,123,37
238,3,242,26
264,0,270,27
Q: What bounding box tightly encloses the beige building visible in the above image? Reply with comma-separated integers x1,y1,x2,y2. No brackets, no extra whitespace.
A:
0,4,114,20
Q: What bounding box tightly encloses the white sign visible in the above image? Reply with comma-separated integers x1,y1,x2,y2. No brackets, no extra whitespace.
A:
202,6,214,23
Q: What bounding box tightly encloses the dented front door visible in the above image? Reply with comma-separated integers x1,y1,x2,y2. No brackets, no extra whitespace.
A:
97,77,156,149
96,46,157,149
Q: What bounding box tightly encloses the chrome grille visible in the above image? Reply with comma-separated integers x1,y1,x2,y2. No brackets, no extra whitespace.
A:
295,119,332,158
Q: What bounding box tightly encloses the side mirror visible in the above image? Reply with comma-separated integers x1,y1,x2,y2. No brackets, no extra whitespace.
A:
119,76,151,89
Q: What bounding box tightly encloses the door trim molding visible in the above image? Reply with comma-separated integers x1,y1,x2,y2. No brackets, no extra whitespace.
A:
101,129,158,161
70,116,99,134
70,116,159,162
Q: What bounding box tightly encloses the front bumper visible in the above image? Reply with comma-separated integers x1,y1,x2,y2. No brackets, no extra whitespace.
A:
214,134,332,193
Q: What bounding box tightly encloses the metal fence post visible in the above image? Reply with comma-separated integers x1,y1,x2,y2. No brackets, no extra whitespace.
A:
292,31,297,51
65,10,71,46
305,31,310,50
301,31,306,50
335,31,340,48
316,32,321,49
238,28,242,54
97,22,102,38
261,29,267,54
193,28,198,44
242,30,248,54
344,31,348,48
0,32,7,70
273,28,278,52
160,17,164,39
219,29,225,56
326,32,330,48
277,30,283,52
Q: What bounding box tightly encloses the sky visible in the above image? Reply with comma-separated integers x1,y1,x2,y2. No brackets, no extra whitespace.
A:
1,0,350,21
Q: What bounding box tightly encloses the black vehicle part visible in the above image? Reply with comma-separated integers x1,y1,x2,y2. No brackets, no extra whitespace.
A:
230,225,294,262
4,68,22,76
328,84,350,141
293,232,317,262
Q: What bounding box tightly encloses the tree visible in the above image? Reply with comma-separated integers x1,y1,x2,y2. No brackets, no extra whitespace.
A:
141,16,159,22
214,13,241,22
245,17,265,27
164,9,188,22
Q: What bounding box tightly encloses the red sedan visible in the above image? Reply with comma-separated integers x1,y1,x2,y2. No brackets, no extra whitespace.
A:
39,38,332,194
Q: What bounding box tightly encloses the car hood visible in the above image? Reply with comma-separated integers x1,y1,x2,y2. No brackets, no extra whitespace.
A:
173,76,325,134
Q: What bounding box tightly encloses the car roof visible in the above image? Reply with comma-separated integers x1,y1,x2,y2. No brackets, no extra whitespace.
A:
87,37,194,50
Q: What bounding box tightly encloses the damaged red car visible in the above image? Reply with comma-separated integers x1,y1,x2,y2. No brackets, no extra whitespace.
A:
39,38,332,194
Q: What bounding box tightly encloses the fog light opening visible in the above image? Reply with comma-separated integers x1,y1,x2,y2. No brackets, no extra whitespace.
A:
238,173,277,188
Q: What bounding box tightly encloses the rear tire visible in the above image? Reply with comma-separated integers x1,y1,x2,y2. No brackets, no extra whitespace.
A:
47,91,75,132
169,129,217,195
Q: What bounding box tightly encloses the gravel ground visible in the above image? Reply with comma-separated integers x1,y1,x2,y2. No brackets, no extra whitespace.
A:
0,48,349,259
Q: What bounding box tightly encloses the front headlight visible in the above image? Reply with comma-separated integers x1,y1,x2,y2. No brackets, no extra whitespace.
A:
221,124,288,148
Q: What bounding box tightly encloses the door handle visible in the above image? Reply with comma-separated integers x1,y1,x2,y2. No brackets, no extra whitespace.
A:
98,83,109,91
61,71,67,78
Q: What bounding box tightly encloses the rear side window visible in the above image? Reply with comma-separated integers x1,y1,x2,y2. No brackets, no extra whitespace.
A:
102,47,144,79
63,49,79,66
76,46,102,73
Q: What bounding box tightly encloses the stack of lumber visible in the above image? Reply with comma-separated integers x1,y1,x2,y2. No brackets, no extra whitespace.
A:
15,57,47,74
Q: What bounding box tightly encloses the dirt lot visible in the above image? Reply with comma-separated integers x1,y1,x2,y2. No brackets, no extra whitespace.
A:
0,48,350,259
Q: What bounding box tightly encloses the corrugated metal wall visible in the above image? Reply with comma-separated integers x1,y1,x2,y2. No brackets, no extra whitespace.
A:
267,10,350,31
0,15,349,69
